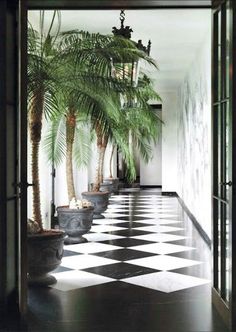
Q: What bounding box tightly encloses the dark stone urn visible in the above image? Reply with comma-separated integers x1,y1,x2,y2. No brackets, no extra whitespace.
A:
100,182,113,195
104,178,119,193
57,206,94,244
82,191,109,219
28,230,66,286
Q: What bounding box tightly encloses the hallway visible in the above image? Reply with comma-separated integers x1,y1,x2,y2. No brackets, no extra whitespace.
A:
28,190,227,332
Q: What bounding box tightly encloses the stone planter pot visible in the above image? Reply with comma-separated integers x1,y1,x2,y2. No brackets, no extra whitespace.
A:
100,182,113,195
82,191,109,219
104,178,119,193
28,230,66,286
57,206,94,244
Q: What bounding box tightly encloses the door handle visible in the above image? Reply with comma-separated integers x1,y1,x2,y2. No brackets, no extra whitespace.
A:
220,181,233,186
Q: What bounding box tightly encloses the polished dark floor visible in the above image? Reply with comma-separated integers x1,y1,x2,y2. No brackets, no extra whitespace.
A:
26,190,228,332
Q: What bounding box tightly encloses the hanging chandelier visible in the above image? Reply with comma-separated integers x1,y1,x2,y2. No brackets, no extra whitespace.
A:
111,10,151,87
112,10,151,55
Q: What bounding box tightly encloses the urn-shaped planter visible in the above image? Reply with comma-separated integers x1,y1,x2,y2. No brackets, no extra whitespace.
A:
28,230,66,286
82,191,109,219
57,206,94,244
104,178,119,193
100,182,113,195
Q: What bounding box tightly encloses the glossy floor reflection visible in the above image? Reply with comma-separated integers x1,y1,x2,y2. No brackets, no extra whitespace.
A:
28,190,228,332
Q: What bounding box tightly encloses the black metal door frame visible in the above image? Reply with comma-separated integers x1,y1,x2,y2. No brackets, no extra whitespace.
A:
0,0,28,322
8,1,234,330
212,0,236,329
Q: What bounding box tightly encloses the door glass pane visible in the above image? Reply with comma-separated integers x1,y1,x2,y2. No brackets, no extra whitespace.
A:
226,2,230,98
226,102,230,202
226,204,230,303
218,10,221,101
217,106,222,197
218,202,221,292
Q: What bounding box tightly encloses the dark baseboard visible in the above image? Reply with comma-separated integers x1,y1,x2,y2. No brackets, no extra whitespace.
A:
162,191,178,196
177,195,211,248
140,185,162,189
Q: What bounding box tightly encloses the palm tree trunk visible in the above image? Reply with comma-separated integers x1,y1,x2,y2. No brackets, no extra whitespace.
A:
99,136,108,184
94,126,103,192
66,112,76,201
29,91,44,231
109,144,115,178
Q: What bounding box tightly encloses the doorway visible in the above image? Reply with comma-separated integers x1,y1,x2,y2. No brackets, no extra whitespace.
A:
1,0,236,331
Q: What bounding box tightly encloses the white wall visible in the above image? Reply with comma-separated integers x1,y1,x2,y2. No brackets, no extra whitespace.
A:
177,31,212,239
140,110,162,186
161,91,178,192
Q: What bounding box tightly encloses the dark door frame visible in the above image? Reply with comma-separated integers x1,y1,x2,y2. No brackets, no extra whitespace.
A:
2,0,236,330
211,0,236,330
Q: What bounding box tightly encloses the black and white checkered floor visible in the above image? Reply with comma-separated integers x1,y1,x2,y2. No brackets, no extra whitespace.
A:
51,192,211,293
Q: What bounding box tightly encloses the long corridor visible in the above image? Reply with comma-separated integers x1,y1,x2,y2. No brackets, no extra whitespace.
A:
28,190,228,332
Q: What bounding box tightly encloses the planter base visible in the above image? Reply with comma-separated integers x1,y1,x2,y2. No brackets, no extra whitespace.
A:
64,235,88,245
93,214,105,219
28,273,57,286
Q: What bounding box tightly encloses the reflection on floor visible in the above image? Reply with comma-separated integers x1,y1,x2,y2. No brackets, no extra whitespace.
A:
28,190,228,332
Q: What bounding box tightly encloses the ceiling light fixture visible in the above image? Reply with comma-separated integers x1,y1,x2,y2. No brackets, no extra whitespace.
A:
111,10,151,88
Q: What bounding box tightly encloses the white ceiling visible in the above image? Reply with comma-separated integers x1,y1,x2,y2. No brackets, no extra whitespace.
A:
28,9,211,92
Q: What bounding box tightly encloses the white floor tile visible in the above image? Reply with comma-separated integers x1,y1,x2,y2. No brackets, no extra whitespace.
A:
93,219,127,225
107,204,130,209
121,271,210,293
135,209,178,213
131,243,196,255
90,225,127,233
158,219,184,224
51,270,114,291
131,233,187,243
65,242,121,254
83,233,124,242
127,255,201,271
134,225,184,233
61,254,118,270
135,214,181,219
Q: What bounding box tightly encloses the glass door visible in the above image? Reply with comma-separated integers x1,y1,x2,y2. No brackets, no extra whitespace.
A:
212,0,236,329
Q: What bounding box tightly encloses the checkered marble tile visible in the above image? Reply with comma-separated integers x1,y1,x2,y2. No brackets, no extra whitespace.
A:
51,270,115,291
90,225,127,233
134,225,184,233
121,271,210,293
51,192,211,294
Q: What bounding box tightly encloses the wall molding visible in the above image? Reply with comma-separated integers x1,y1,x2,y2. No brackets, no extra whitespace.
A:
177,195,212,248
140,185,162,189
162,192,211,247
162,191,178,196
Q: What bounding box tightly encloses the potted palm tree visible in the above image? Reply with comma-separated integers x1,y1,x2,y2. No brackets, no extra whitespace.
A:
27,12,66,286
100,75,162,192
45,29,150,228
83,75,162,216
44,28,157,220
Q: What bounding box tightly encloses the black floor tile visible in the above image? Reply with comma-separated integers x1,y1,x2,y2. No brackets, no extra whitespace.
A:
83,262,158,279
27,282,228,332
111,221,156,228
171,264,212,279
93,248,157,261
113,216,156,222
100,237,155,247
104,228,150,236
